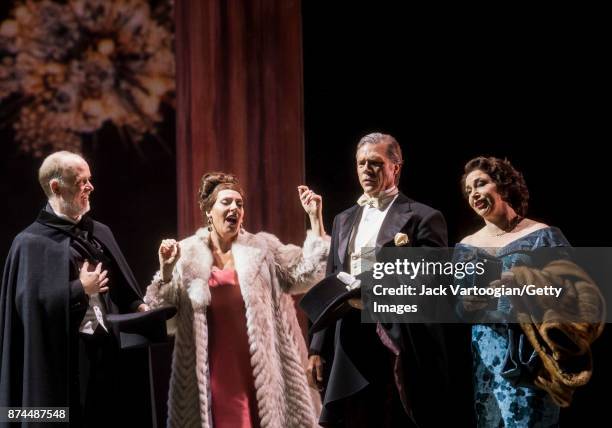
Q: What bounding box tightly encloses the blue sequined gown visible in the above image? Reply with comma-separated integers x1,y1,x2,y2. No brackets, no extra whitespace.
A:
454,227,570,428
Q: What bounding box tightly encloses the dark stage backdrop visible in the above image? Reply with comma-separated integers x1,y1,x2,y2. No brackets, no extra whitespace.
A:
302,2,609,426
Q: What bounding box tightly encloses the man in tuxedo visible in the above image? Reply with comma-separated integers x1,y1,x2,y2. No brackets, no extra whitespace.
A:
0,151,148,426
306,133,452,427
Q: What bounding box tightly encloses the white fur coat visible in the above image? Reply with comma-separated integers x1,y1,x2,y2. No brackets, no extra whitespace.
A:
145,228,329,428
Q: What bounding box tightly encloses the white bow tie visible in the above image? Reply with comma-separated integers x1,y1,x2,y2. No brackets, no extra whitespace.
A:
357,194,382,208
357,188,398,209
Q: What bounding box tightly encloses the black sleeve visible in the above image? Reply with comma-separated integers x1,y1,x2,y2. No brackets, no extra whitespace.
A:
309,215,340,355
415,209,448,248
69,279,89,312
325,215,339,275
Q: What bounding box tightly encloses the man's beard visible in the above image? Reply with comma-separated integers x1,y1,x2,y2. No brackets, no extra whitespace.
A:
59,196,90,220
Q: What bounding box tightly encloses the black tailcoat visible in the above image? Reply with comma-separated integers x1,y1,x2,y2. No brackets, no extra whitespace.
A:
310,193,455,428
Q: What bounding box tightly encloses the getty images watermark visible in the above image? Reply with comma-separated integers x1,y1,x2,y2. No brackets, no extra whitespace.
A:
354,247,608,324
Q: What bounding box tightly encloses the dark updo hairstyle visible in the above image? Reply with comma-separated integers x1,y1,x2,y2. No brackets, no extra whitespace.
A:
198,172,245,215
461,157,529,217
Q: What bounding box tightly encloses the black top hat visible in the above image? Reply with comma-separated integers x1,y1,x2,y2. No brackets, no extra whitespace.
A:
106,305,177,349
300,273,361,334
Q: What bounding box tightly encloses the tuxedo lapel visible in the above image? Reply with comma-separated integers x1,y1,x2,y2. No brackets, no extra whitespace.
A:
337,206,362,266
376,193,413,249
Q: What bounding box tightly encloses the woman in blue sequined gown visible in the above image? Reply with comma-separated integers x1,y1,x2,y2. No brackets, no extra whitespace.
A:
456,156,569,428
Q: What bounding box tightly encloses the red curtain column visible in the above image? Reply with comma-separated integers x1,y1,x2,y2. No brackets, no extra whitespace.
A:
175,0,305,244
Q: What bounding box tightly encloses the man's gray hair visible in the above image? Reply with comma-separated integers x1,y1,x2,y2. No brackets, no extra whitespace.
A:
38,151,85,198
356,132,403,166
356,132,404,184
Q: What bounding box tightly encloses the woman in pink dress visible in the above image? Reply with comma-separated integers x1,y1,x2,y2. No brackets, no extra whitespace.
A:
145,172,328,428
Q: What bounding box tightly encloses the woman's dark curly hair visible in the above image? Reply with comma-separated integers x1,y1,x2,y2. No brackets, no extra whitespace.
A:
461,157,529,217
198,171,245,215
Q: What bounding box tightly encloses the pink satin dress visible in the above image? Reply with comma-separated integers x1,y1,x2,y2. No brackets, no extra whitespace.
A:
207,267,260,428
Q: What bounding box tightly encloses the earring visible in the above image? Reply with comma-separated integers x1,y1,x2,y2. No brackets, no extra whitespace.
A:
207,215,213,232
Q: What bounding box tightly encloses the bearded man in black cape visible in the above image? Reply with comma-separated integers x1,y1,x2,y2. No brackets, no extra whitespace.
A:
0,151,149,427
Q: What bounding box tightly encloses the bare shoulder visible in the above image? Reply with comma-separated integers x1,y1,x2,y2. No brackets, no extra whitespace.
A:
519,218,549,234
459,234,475,245
460,228,486,246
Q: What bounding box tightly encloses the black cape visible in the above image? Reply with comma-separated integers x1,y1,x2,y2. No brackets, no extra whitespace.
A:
0,213,143,412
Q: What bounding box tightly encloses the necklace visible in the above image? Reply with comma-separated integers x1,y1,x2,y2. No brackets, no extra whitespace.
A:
488,215,523,237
